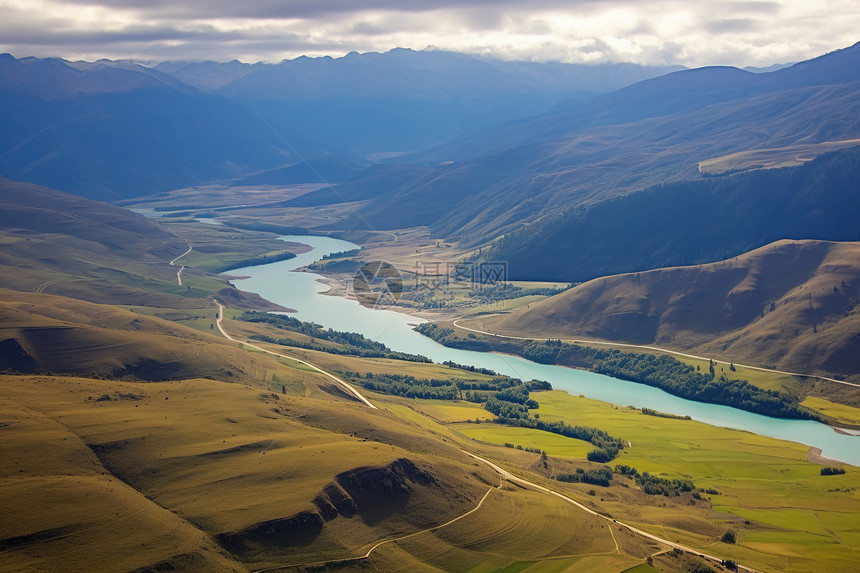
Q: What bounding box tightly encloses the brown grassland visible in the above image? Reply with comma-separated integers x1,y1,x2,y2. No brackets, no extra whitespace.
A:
471,240,860,388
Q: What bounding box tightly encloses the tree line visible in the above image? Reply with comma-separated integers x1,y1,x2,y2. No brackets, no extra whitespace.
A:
415,325,817,420
240,311,430,362
340,368,625,462
213,251,296,273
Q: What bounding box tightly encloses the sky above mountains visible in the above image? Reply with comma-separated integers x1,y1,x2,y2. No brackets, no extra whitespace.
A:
1,0,857,67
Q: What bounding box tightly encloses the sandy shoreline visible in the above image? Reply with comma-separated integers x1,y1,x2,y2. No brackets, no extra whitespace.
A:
807,447,847,465
832,426,860,436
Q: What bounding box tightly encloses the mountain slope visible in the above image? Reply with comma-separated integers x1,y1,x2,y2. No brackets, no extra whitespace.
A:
0,55,288,200
485,146,860,282
212,48,682,101
480,240,860,383
0,50,682,199
0,289,297,382
200,49,682,162
321,43,860,243
0,178,282,309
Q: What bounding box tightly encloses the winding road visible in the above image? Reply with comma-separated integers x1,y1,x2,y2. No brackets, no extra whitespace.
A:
462,451,759,573
166,227,192,286
217,302,756,572
214,301,377,409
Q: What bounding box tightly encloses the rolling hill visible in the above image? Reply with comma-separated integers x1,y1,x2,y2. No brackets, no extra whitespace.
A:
0,288,507,571
478,240,860,384
0,177,287,309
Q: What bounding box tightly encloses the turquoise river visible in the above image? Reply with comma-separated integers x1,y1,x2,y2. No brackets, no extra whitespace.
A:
229,235,859,465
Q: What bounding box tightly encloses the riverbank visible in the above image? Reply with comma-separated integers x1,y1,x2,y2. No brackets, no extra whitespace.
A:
226,234,860,466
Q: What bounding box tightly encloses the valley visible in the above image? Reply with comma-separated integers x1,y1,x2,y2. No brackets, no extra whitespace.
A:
1,38,860,573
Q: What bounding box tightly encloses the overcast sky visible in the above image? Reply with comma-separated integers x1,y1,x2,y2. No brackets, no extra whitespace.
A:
1,0,857,67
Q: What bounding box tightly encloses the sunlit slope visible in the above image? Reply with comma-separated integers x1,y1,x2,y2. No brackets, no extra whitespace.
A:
0,289,637,571
0,290,311,385
0,374,641,572
0,177,194,306
0,178,289,309
482,240,860,383
698,138,860,175
0,380,246,572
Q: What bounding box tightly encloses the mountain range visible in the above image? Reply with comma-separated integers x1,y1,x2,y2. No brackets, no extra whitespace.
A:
2,43,859,285
316,42,860,250
0,49,679,200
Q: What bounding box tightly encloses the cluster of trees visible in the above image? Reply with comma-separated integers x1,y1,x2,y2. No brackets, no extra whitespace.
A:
320,249,359,260
503,443,543,454
467,282,570,304
415,323,495,351
241,311,430,362
213,251,296,273
521,339,566,364
820,466,847,475
636,472,697,497
252,333,431,361
615,465,699,497
340,372,461,400
442,360,497,376
484,394,532,420
338,371,534,402
590,350,816,420
641,408,692,420
459,378,550,401
554,466,613,487
493,415,625,462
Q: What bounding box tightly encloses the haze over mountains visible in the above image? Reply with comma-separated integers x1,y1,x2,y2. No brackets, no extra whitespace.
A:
322,42,860,246
0,49,679,200
2,42,859,285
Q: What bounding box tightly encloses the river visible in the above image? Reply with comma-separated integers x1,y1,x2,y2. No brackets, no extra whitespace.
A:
229,234,859,465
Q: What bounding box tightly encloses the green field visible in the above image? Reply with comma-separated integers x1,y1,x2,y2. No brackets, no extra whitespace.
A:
455,424,593,459
801,396,860,426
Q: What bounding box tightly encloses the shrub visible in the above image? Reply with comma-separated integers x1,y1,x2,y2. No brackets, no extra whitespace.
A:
721,530,737,544
820,466,846,475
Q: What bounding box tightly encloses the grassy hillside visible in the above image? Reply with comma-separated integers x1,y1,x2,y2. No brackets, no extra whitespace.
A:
0,178,297,309
0,290,642,571
2,285,859,571
478,240,860,385
0,290,324,390
698,138,860,175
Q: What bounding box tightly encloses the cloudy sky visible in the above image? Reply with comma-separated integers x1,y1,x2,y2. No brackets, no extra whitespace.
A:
1,0,858,67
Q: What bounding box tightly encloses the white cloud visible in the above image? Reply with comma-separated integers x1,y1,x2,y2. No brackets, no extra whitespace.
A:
0,0,856,66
